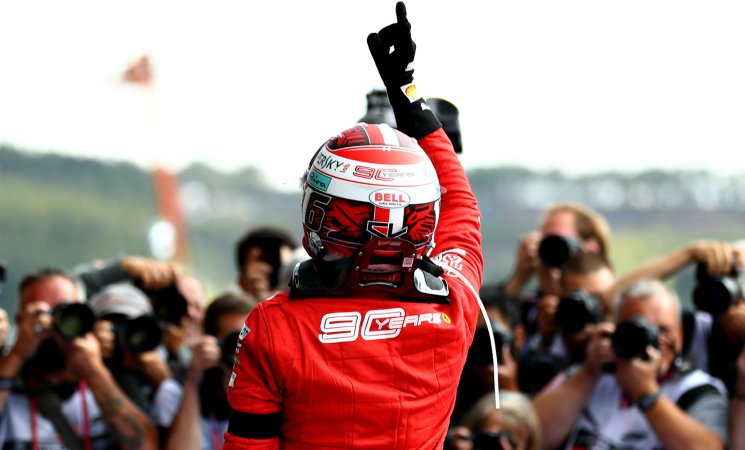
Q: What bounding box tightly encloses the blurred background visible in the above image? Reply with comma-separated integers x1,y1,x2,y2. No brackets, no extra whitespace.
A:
1,0,744,318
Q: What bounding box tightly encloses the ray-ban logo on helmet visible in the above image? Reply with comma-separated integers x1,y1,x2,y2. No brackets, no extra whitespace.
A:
370,189,410,208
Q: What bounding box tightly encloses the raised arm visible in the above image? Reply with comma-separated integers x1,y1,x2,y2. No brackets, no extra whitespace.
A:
367,1,483,286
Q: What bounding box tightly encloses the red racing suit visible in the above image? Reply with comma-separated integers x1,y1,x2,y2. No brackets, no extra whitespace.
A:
224,128,484,449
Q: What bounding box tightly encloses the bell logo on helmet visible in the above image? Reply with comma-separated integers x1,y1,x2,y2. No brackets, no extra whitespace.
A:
370,189,411,208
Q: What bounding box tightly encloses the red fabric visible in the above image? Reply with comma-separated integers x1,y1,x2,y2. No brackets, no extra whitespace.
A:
225,128,483,449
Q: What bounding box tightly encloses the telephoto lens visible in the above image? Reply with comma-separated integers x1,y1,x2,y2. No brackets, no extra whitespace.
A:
538,235,582,268
53,302,95,339
611,316,660,361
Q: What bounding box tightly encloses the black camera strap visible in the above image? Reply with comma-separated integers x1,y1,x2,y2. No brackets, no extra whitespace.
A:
34,385,85,450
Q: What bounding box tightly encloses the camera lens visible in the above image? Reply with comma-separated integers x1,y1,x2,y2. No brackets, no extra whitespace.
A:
469,324,513,367
555,290,601,334
612,317,659,361
118,315,162,354
692,263,743,316
147,284,188,324
54,303,95,339
220,330,241,367
538,235,582,268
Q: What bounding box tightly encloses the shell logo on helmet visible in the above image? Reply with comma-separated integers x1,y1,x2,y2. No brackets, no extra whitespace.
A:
301,123,440,259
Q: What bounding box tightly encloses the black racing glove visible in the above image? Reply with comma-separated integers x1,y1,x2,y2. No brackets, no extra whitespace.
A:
367,1,441,139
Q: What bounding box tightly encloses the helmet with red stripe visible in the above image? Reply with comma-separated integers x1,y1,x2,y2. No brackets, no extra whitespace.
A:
301,123,441,260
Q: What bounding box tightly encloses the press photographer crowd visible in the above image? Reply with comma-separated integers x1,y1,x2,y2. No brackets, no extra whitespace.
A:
2,210,744,449
2,2,744,449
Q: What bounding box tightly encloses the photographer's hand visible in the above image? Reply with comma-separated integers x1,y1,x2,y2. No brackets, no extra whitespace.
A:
121,256,179,290
123,350,173,389
185,335,221,386
10,303,52,359
0,302,53,380
503,232,541,297
582,322,616,378
239,247,274,301
615,345,660,404
688,240,735,277
497,343,519,392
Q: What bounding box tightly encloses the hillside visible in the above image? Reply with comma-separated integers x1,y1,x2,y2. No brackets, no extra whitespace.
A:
1,145,743,317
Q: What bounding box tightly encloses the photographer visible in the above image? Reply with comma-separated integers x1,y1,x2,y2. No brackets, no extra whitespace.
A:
233,227,298,305
88,284,174,415
500,203,611,362
449,390,542,450
609,239,745,391
553,252,616,364
163,292,252,450
0,267,157,449
533,279,728,450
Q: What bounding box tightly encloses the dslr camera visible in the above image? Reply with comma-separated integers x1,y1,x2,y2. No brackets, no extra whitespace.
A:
611,316,660,361
114,315,163,354
136,281,189,325
692,262,745,316
538,235,582,268
53,302,95,339
0,258,7,296
554,289,602,334
473,430,517,450
469,322,514,367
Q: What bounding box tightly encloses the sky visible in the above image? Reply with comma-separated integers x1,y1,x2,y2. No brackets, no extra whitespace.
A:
1,1,744,192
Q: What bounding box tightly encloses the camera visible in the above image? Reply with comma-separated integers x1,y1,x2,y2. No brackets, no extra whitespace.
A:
611,316,660,361
554,289,602,334
469,323,514,367
219,330,241,368
427,97,462,154
53,302,95,339
0,258,7,295
359,89,396,128
692,262,745,316
115,315,163,354
538,235,582,268
473,430,517,450
136,282,188,325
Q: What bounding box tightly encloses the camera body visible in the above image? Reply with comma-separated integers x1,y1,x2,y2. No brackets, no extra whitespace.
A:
136,282,188,325
538,235,582,268
472,430,517,450
469,323,514,367
611,316,660,361
692,262,745,316
115,315,163,354
0,258,7,295
554,289,602,334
